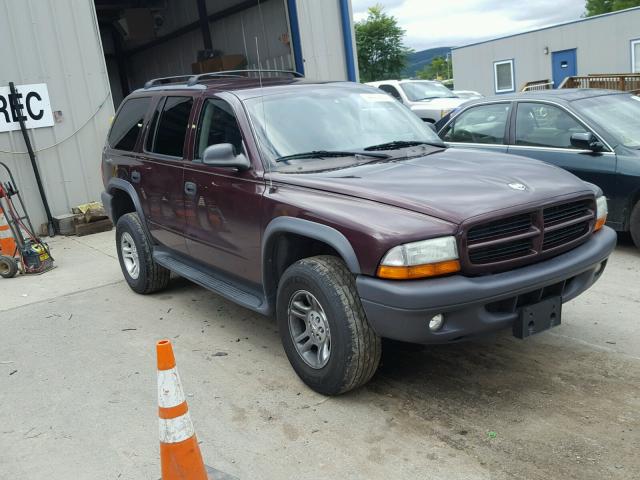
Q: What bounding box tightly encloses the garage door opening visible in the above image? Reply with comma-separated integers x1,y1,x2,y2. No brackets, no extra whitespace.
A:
95,0,300,107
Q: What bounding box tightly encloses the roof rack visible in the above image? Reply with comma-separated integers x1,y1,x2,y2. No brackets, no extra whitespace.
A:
143,70,304,90
143,75,197,89
186,69,304,86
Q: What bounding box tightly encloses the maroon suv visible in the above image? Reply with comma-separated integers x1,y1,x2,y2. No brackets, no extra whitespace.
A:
101,72,616,395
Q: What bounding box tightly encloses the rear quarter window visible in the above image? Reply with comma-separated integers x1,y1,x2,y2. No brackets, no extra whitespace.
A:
108,97,152,151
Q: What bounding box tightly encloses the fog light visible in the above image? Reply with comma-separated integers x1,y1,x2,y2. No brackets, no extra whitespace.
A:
429,314,444,332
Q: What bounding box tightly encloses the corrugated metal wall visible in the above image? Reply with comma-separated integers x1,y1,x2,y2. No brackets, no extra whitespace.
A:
453,7,640,96
114,0,294,92
0,0,114,230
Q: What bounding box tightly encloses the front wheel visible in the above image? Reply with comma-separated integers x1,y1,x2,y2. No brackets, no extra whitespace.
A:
276,255,381,395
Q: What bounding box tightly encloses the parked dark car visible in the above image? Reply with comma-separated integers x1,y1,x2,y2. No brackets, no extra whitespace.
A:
101,73,615,395
437,89,640,247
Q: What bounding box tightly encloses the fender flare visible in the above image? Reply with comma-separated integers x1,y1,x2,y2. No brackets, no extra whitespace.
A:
262,217,361,274
261,217,361,307
105,178,153,240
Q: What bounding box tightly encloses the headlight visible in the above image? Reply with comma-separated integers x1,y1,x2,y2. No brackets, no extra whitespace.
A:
595,195,608,232
440,109,452,118
377,236,460,280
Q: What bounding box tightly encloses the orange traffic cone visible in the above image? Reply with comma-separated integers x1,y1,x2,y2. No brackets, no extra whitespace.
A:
0,211,17,256
157,339,209,480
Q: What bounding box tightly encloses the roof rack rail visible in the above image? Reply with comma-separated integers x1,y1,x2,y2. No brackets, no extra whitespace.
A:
186,69,304,86
143,75,197,89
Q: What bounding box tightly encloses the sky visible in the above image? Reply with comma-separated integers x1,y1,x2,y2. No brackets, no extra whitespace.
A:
352,0,586,51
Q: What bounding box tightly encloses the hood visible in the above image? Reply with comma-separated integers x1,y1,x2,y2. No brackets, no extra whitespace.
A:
410,97,466,110
269,148,594,225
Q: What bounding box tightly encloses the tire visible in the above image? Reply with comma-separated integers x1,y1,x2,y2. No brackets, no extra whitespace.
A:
0,255,18,278
116,212,170,294
276,255,381,395
630,202,640,250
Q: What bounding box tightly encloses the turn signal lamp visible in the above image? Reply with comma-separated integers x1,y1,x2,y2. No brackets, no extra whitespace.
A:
594,195,608,232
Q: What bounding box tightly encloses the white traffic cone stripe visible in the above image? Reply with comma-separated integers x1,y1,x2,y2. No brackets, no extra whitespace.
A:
157,367,186,408
159,412,195,444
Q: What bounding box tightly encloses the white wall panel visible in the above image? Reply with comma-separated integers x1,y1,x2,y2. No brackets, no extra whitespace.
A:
296,0,348,81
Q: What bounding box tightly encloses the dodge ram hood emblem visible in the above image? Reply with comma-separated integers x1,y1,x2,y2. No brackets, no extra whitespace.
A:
508,182,527,191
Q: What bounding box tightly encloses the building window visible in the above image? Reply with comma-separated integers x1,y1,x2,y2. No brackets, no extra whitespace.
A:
494,59,515,93
632,39,640,73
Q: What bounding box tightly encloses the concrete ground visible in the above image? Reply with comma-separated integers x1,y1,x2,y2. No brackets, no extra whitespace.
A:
1,230,639,480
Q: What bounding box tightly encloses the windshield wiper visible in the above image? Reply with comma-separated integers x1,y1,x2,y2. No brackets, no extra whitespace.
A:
275,150,389,163
364,140,446,151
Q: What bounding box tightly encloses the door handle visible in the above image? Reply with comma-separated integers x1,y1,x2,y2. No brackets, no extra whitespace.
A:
184,181,197,196
131,170,141,183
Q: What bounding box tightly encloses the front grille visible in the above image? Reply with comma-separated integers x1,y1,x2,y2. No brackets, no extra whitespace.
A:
467,213,532,243
469,238,533,264
463,198,595,273
543,200,592,226
542,222,589,250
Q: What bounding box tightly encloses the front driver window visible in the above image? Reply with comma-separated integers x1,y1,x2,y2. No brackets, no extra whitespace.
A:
379,84,402,100
196,98,243,159
443,103,510,144
515,103,587,149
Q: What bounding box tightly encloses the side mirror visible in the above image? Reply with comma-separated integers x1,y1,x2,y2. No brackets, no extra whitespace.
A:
570,132,604,152
202,143,250,170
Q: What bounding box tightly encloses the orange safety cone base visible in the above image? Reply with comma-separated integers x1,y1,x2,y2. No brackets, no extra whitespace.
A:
160,436,208,480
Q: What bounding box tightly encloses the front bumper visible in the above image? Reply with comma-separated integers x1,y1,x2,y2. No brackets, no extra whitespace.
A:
356,226,616,344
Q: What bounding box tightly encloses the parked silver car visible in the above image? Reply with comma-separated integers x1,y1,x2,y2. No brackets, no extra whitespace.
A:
366,79,467,123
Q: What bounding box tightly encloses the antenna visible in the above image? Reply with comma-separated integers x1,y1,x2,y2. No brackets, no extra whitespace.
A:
255,0,274,192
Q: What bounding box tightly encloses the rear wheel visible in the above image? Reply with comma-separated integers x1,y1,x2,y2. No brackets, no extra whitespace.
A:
0,255,18,278
630,202,640,250
276,255,381,395
116,213,170,294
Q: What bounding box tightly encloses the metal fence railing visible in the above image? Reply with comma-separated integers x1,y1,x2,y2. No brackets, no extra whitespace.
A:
521,80,553,92
559,74,640,93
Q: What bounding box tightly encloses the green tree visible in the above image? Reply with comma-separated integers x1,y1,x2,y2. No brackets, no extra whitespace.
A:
416,56,451,80
355,5,413,82
585,0,640,16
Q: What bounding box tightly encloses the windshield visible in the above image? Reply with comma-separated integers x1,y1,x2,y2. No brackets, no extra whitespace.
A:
400,82,457,101
574,94,640,149
244,86,445,170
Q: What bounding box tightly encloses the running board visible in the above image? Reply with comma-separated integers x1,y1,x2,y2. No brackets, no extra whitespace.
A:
153,250,267,313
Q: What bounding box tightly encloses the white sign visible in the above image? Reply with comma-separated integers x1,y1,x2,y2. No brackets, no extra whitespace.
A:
0,83,54,133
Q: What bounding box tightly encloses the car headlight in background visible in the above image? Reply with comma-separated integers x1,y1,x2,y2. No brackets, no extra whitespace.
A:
595,195,608,232
377,236,460,280
440,109,452,118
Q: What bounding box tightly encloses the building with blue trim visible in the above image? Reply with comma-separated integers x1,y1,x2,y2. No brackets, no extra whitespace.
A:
452,6,640,96
95,0,359,106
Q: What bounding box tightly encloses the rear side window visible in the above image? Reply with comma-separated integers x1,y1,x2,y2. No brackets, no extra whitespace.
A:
150,96,193,158
442,103,510,144
108,97,151,151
